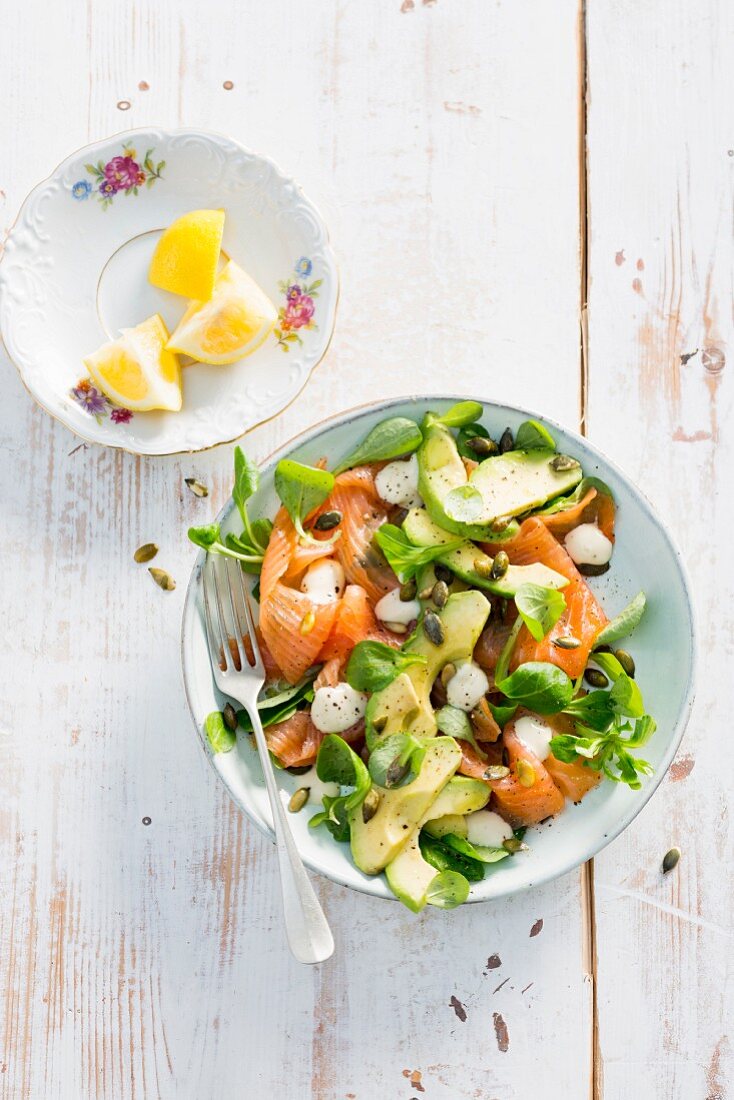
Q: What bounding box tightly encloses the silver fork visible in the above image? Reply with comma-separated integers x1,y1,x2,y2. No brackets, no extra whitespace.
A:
202,554,334,964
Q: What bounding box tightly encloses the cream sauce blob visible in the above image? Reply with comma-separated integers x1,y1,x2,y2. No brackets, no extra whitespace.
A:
446,662,490,712
374,588,421,626
374,454,422,508
513,714,553,762
310,683,368,734
300,559,345,603
564,523,613,566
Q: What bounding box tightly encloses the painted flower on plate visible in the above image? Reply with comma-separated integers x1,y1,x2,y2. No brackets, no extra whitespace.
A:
79,142,165,208
273,259,322,351
72,180,92,200
110,407,133,424
295,257,312,277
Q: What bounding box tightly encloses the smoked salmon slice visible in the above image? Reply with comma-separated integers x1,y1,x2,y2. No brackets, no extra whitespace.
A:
259,584,338,684
539,487,616,541
314,466,397,604
489,723,565,827
499,518,608,679
319,584,399,667
265,710,364,767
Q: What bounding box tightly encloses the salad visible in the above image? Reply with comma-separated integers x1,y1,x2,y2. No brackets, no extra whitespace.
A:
192,401,653,912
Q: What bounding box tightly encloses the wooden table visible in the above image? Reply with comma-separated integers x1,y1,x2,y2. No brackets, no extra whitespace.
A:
1,2,731,1096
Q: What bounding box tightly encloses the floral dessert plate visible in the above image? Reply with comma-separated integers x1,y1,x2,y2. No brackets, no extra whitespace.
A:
0,128,338,454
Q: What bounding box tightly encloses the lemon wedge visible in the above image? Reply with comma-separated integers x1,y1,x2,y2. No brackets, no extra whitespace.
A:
166,260,277,365
83,314,182,412
149,209,225,301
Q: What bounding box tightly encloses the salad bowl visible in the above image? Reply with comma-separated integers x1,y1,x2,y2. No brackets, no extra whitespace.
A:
181,395,696,903
0,128,337,454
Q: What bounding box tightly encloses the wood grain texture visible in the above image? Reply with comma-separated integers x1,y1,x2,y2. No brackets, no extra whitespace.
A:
585,1,734,1096
1,0,588,1097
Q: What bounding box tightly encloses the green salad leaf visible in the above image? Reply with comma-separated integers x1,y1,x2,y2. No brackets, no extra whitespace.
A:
514,419,556,451
435,705,487,760
367,732,427,788
374,524,464,582
534,476,614,517
333,417,422,474
435,400,484,428
495,661,575,714
441,833,511,865
188,447,270,570
493,616,524,685
562,689,616,732
309,734,371,840
515,583,567,642
205,711,236,754
457,422,491,460
345,640,426,693
549,714,656,790
236,676,315,733
419,832,485,882
274,459,337,545
594,592,647,649
425,871,471,909
593,652,645,717
488,700,518,727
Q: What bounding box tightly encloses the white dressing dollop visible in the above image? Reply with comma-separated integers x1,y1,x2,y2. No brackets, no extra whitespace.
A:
374,588,421,626
564,523,613,566
446,661,490,712
374,454,422,508
300,559,345,604
310,683,368,734
295,765,340,806
466,810,513,849
513,714,553,761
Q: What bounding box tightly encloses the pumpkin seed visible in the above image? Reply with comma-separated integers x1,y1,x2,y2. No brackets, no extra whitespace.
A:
499,427,514,454
418,585,435,601
473,556,492,579
399,578,417,601
491,515,513,533
614,648,636,677
517,760,536,787
392,507,409,526
503,836,528,853
432,580,449,608
662,847,681,874
185,477,209,497
466,436,498,456
287,764,312,775
372,715,387,734
362,788,381,823
440,662,457,688
577,562,610,577
434,563,453,584
149,567,176,590
134,542,159,563
300,610,316,635
490,550,509,580
385,758,411,787
483,764,510,781
424,610,444,646
585,668,609,689
314,509,342,531
223,702,238,731
384,621,408,634
288,787,310,813
550,454,581,472
554,636,581,650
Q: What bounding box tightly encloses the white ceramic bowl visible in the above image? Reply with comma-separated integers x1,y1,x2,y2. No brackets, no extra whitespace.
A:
0,128,337,454
181,396,696,902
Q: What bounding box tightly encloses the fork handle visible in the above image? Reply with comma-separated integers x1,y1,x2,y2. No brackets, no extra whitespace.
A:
249,708,335,964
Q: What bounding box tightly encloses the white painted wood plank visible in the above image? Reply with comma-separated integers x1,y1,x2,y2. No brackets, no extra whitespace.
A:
585,1,734,1095
0,1,588,1096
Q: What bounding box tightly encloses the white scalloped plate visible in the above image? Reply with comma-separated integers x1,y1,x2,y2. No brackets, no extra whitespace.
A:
181,395,697,904
0,128,338,454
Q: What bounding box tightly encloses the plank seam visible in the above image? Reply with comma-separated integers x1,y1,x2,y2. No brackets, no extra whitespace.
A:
577,3,601,1099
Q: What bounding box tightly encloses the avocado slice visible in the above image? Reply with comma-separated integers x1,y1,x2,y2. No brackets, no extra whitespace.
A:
365,589,491,747
349,737,461,875
417,416,520,541
417,415,582,539
385,776,490,911
402,508,568,597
